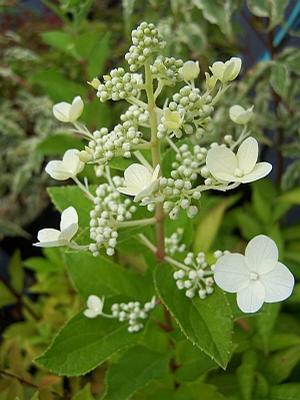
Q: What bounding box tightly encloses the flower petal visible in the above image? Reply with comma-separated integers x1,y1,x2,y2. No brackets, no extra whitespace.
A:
214,253,250,293
60,207,78,231
34,228,62,247
59,223,78,242
123,163,153,195
237,137,258,174
69,96,84,122
239,162,272,183
45,160,71,180
237,280,265,313
62,149,83,176
87,295,103,313
83,309,98,318
53,102,71,122
261,262,294,303
245,234,278,274
206,145,237,181
210,61,225,80
224,57,241,81
152,164,160,182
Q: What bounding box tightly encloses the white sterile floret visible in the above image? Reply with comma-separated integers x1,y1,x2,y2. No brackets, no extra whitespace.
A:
180,61,200,81
214,235,294,313
84,295,104,318
45,149,84,181
33,207,78,247
118,163,160,202
206,137,272,184
53,96,84,123
229,105,254,125
210,57,241,83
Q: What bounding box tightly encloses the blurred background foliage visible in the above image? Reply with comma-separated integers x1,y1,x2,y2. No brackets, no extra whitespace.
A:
0,0,300,399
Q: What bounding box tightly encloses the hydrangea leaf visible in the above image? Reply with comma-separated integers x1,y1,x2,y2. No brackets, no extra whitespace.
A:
102,346,169,400
154,263,233,369
36,312,141,376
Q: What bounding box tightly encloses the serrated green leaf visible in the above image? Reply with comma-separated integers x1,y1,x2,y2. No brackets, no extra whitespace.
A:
102,346,169,400
37,312,141,376
154,264,233,368
48,185,94,227
65,251,152,301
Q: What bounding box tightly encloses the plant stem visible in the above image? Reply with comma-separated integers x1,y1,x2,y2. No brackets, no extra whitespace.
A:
144,60,165,261
117,217,156,228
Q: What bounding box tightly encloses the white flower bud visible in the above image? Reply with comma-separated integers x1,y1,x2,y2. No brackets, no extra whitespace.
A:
229,105,254,125
180,61,200,81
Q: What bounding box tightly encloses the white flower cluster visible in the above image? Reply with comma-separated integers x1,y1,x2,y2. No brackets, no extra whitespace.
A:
120,104,149,127
89,178,137,256
158,86,213,138
111,297,156,332
84,123,143,167
165,228,186,255
125,22,165,72
150,56,184,86
97,67,142,102
173,251,223,299
84,295,156,333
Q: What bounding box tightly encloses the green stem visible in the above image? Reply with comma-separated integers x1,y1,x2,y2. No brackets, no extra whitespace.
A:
144,60,165,261
117,217,156,228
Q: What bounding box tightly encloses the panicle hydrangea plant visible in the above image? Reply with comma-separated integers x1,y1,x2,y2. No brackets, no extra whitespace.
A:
35,22,294,333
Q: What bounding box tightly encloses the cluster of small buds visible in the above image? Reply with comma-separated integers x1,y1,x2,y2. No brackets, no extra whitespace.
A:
120,105,149,127
173,252,216,299
151,56,184,86
97,67,143,102
89,178,137,256
111,296,156,333
86,122,143,165
166,86,213,138
165,228,186,256
125,22,165,72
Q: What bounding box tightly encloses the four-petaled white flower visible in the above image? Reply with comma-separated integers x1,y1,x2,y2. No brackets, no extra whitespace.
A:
230,105,254,125
180,61,200,81
53,96,84,123
34,206,78,247
210,57,242,83
214,235,294,313
84,295,104,318
118,163,160,202
45,149,84,181
206,137,272,184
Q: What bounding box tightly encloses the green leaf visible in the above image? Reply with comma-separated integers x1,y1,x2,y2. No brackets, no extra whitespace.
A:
247,0,270,17
154,264,233,368
37,134,83,156
30,69,86,102
266,346,300,384
193,196,239,252
0,281,16,308
41,31,79,58
269,0,289,29
175,340,218,382
270,383,300,400
87,33,110,78
37,311,141,376
270,63,289,98
72,383,94,400
192,0,234,38
48,186,94,227
237,350,257,400
277,188,300,206
102,346,169,400
255,303,280,353
252,181,274,224
65,251,152,301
